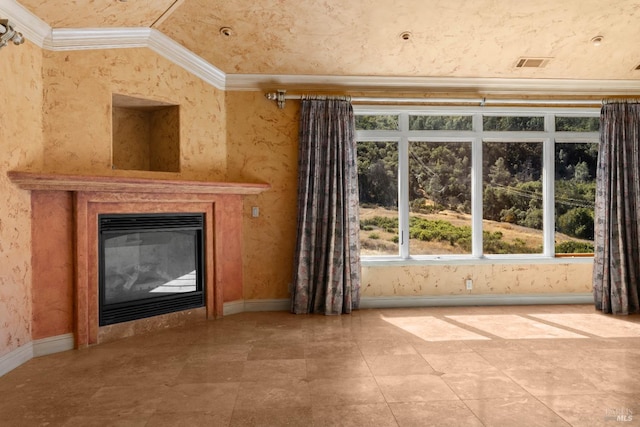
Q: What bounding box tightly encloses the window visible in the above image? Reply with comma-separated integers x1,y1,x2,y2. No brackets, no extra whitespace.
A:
355,107,599,259
554,142,597,254
409,141,472,255
357,141,399,256
482,141,543,254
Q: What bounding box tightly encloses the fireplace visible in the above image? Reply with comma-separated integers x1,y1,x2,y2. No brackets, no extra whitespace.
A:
8,171,269,347
99,213,205,326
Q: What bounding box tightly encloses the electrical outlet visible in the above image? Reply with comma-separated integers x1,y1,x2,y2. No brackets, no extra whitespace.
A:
251,206,259,217
465,279,473,290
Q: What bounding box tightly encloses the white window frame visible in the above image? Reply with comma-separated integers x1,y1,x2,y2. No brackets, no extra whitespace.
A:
355,105,599,265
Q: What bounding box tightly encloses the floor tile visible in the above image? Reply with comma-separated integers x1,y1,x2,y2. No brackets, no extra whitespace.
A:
441,371,529,399
478,349,554,370
248,342,306,360
421,352,496,374
306,356,372,379
62,415,151,426
241,359,307,380
311,403,398,427
389,401,484,427
375,374,459,403
85,384,169,417
176,360,245,383
309,377,386,406
234,378,311,410
357,339,418,357
365,354,434,376
503,368,600,396
537,393,640,427
185,343,251,363
304,341,363,359
409,340,475,354
156,382,239,415
230,406,314,427
587,367,640,394
465,396,572,427
145,412,229,427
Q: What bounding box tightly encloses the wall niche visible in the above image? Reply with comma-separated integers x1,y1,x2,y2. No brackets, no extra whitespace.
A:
112,94,180,172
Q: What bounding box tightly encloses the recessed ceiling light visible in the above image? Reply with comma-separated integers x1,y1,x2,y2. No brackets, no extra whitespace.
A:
399,31,412,41
590,35,604,46
219,27,233,37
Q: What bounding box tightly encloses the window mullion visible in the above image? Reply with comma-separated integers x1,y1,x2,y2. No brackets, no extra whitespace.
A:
398,113,410,258
471,113,483,257
543,115,555,257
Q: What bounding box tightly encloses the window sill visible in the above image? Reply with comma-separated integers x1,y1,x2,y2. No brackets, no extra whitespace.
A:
361,254,593,267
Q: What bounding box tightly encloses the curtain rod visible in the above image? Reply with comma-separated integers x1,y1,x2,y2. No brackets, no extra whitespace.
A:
264,90,602,109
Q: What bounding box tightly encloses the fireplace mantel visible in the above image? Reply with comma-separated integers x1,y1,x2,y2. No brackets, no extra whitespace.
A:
9,170,270,348
7,171,270,195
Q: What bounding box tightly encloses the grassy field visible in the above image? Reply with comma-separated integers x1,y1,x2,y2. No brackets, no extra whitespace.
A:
359,206,591,256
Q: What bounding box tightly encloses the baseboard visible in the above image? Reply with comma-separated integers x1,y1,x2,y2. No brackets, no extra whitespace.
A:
359,293,594,309
223,299,289,315
33,333,75,357
0,342,33,377
222,294,593,315
222,300,247,316
243,299,290,312
0,333,77,377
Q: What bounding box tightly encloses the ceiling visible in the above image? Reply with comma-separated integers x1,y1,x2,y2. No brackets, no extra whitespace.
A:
16,0,640,81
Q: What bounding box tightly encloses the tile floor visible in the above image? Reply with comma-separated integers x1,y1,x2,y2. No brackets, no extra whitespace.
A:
1,304,640,426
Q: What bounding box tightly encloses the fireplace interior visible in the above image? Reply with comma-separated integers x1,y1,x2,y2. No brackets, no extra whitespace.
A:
99,213,205,326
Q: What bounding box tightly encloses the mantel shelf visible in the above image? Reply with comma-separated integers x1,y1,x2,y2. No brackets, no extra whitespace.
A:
7,171,270,195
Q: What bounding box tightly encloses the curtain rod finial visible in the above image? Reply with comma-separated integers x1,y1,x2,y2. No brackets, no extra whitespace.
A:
265,89,287,108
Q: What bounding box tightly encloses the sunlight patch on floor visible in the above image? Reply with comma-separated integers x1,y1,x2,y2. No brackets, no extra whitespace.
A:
382,316,490,342
446,314,588,339
529,313,640,338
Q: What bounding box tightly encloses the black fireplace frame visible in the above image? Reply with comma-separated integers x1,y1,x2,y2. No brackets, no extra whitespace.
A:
98,213,205,326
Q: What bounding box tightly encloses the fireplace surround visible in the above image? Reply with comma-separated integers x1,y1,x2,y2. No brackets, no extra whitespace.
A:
8,171,269,348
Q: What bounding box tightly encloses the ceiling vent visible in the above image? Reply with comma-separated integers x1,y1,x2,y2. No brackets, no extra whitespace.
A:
515,57,551,68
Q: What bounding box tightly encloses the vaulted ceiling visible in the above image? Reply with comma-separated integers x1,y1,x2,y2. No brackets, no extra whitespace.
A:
16,0,640,81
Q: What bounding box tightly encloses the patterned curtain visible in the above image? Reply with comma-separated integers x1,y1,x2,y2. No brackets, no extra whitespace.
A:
593,102,640,314
291,97,361,314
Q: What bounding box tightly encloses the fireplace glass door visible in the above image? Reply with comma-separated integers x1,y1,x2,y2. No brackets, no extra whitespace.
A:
99,213,205,326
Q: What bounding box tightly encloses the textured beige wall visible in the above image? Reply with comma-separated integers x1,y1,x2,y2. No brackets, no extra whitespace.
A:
112,105,181,172
42,48,226,180
226,92,299,299
0,41,43,357
150,106,180,172
112,107,151,171
362,262,593,297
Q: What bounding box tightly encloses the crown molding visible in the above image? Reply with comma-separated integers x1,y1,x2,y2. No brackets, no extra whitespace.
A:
147,30,225,90
225,73,640,96
1,2,225,90
43,28,226,89
44,27,150,50
0,0,51,46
